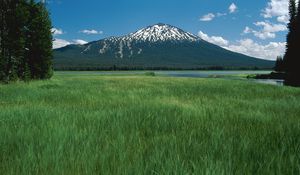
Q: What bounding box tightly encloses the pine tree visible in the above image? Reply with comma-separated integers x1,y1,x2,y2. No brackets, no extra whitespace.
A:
12,0,30,81
0,2,4,82
1,0,17,82
0,0,9,82
275,56,284,72
284,0,297,70
295,0,300,75
16,0,32,81
0,0,29,82
26,0,53,79
37,2,53,79
5,0,21,81
284,0,298,86
1,0,53,83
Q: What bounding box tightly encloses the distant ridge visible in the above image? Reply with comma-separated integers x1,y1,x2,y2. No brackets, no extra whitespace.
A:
54,23,274,70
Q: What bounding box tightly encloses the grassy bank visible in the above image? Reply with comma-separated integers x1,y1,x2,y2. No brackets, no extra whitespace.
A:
1,73,300,174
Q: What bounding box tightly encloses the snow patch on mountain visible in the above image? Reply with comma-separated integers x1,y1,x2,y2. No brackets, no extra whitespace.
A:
99,41,108,54
138,48,142,55
81,23,201,58
107,23,199,43
118,41,124,58
82,45,91,54
128,23,198,42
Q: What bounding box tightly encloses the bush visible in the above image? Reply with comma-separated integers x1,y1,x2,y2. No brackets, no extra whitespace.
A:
144,72,156,76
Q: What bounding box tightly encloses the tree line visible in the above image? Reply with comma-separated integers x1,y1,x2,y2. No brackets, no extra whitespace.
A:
0,0,53,83
54,65,265,71
275,0,300,86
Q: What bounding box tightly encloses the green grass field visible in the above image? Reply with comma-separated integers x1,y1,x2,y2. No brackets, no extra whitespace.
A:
1,72,300,174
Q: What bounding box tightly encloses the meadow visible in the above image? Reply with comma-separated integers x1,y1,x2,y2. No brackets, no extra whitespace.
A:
1,72,300,174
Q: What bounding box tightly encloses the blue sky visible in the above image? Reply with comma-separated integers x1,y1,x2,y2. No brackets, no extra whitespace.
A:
49,0,292,60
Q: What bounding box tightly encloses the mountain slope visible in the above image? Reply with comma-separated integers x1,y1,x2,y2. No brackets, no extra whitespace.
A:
54,23,274,70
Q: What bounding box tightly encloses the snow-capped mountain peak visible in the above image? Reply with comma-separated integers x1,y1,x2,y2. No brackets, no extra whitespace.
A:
55,23,274,69
127,23,199,42
81,23,201,58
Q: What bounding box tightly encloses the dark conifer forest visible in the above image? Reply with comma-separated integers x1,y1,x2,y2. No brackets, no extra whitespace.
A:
0,0,53,83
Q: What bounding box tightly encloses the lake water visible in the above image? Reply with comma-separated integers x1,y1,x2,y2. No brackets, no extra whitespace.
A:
154,70,269,78
250,79,284,86
155,71,284,86
57,70,284,86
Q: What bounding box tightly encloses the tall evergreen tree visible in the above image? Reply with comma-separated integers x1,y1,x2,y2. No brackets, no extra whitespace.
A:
284,0,299,86
0,0,9,82
16,0,31,81
0,0,19,82
1,0,53,83
284,0,297,70
9,0,30,81
275,56,284,72
0,1,5,81
295,0,300,78
26,0,53,79
38,1,53,79
0,0,30,82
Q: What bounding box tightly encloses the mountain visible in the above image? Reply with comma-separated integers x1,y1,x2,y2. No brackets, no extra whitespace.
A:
54,23,274,70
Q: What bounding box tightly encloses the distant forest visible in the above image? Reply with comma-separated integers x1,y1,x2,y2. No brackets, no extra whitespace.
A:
0,0,53,83
54,66,267,71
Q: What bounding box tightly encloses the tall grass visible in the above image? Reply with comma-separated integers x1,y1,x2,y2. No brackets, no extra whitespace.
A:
1,73,300,174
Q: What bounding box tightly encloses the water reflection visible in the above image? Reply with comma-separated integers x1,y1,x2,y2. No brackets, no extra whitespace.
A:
252,79,284,86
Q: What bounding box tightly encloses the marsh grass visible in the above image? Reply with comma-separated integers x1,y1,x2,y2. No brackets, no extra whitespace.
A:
1,73,300,174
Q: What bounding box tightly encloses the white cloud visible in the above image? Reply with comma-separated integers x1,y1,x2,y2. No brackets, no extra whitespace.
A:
255,21,287,33
53,38,88,49
197,1,289,60
200,12,228,21
73,39,88,45
53,38,71,49
262,0,288,18
225,39,286,60
80,29,103,35
200,13,215,21
262,0,299,23
277,15,289,23
217,13,227,17
198,31,229,46
243,26,252,34
243,21,287,39
51,28,64,35
200,3,238,22
253,30,276,40
198,31,285,60
229,3,238,13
